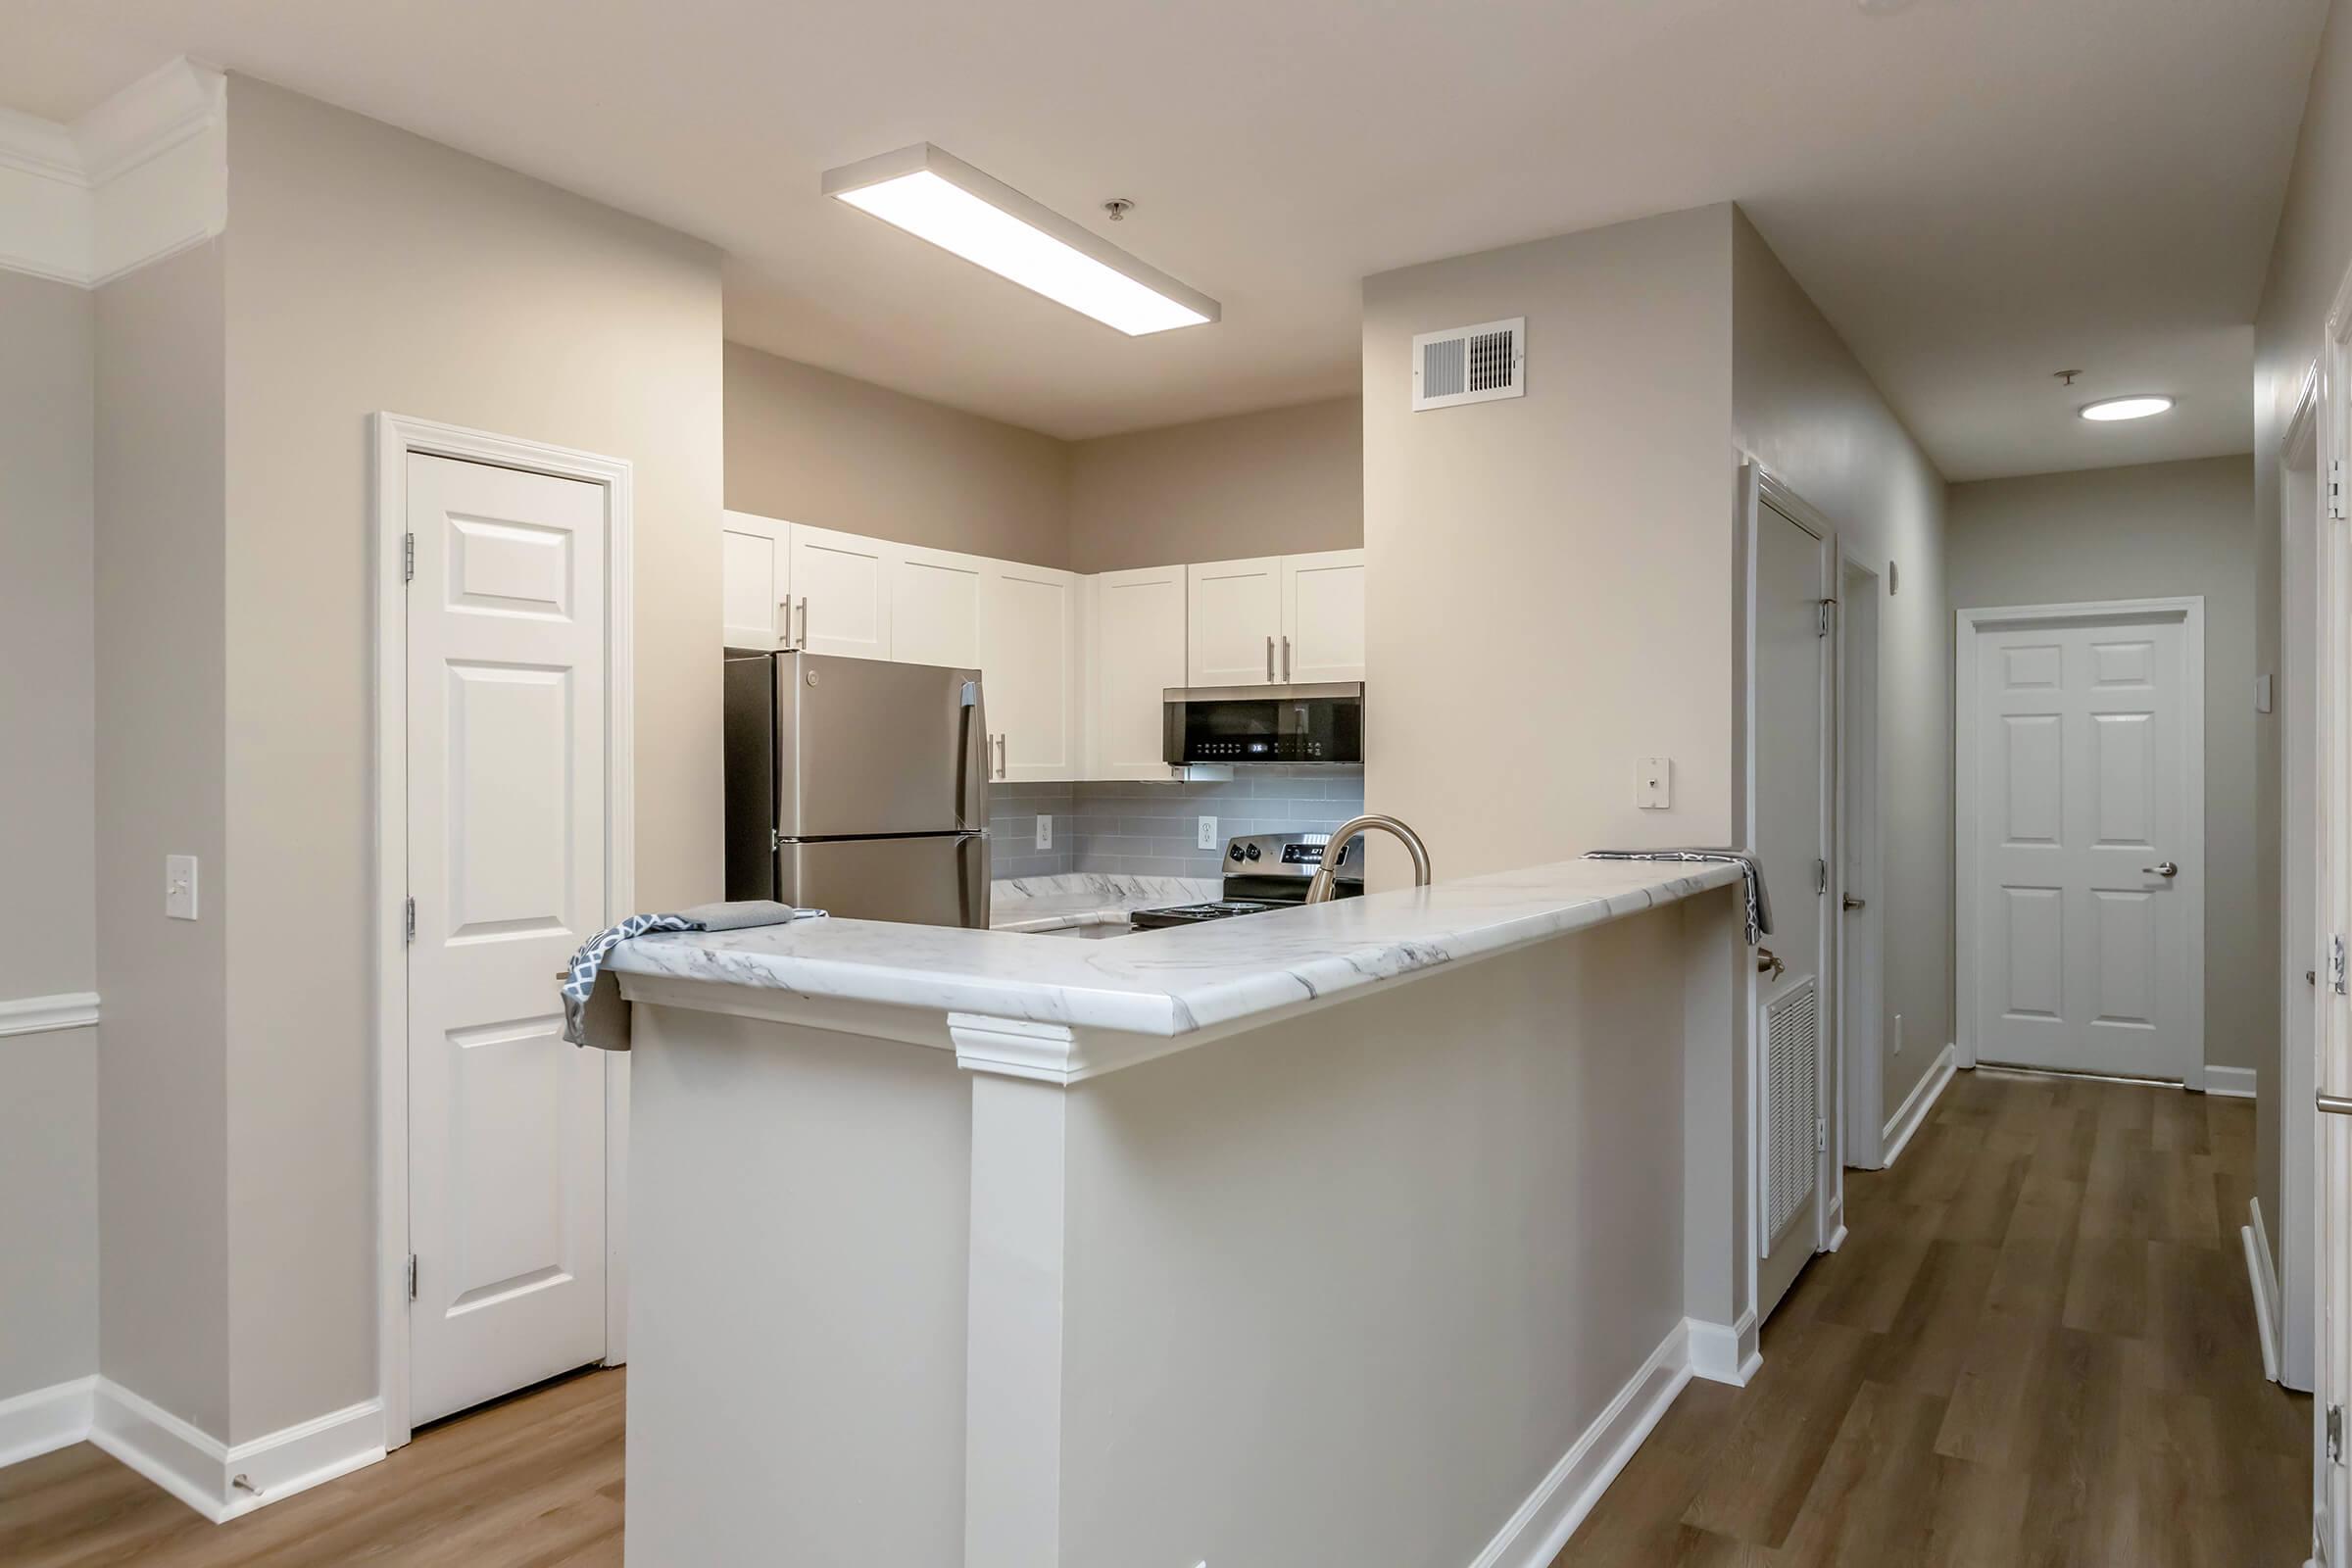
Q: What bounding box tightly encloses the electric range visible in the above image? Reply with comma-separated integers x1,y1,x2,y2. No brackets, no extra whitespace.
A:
1130,831,1365,929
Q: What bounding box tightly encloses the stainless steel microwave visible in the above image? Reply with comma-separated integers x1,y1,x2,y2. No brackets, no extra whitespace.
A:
1162,682,1364,765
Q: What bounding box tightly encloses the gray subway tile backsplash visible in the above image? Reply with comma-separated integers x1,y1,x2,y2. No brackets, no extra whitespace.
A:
988,765,1365,882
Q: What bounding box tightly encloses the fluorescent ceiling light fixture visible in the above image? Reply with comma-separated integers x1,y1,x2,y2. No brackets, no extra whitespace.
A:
823,144,1217,336
2079,395,2175,421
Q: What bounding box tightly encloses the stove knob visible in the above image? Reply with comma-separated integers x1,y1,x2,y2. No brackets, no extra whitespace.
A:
1244,844,1261,861
1228,844,1246,862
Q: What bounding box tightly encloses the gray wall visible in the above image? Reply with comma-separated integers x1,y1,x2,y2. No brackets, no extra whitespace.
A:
94,240,232,1435
214,76,725,1443
0,269,98,1404
1362,207,1739,879
1946,459,2261,1082
726,343,1071,567
2253,0,2352,1268
1066,398,1361,573
989,772,1367,882
1729,210,1955,1130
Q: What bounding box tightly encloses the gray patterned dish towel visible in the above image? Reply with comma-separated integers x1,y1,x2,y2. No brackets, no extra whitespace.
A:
1581,849,1772,947
561,901,822,1051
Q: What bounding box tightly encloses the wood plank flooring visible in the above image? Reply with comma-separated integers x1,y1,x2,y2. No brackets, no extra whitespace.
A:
0,1070,2308,1566
1553,1067,2312,1567
0,1365,622,1567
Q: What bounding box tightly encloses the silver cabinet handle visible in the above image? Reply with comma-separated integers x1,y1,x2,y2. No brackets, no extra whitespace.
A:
777,600,793,646
2321,1093,2352,1117
796,597,809,649
1266,635,1275,681
996,733,1006,778
1282,635,1292,681
2142,860,2179,878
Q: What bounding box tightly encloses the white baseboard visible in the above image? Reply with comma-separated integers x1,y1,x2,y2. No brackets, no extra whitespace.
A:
1466,1319,1695,1568
0,1375,96,1469
0,990,99,1038
1687,1310,1760,1388
71,1379,384,1522
1880,1043,1957,1168
2245,1198,2283,1384
2205,1064,2257,1100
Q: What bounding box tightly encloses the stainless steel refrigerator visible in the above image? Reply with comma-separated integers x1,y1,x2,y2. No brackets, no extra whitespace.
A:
723,649,991,927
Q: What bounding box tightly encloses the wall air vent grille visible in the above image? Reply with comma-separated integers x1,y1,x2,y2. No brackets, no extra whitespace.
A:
1762,978,1820,1252
1411,317,1525,411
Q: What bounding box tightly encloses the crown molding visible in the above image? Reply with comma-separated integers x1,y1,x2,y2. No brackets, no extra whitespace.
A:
0,56,225,287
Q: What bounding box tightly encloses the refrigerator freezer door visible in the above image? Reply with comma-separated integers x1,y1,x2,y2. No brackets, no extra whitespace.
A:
778,654,986,838
780,834,990,928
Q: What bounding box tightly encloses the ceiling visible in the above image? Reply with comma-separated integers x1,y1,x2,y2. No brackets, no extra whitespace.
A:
1,0,2326,478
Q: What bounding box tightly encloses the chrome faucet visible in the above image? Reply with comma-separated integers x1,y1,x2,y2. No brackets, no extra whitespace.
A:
1305,814,1432,904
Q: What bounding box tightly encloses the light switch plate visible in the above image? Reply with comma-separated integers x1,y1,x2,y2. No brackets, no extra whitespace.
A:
1197,815,1218,850
1636,757,1672,809
1893,1012,1904,1055
2256,672,2275,714
166,855,199,920
1035,813,1054,851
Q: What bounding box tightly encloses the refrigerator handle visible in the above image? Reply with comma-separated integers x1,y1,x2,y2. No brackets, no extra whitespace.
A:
957,831,991,929
956,679,984,829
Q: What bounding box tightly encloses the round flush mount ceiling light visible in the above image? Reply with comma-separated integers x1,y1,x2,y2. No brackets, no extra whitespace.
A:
2079,395,2176,422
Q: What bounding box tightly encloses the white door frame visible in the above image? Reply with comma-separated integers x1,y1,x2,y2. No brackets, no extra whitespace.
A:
1837,550,1886,1169
1953,596,2206,1083
371,413,635,1450
2280,358,2321,1398
1740,461,1844,1294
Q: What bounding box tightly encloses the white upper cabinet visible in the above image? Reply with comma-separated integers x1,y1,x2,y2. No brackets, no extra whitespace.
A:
1186,557,1285,686
1280,549,1367,683
889,544,986,669
980,562,1081,782
788,523,893,660
1087,566,1187,781
720,511,790,650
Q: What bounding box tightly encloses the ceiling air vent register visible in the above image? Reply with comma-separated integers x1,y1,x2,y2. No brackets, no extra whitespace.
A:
1411,317,1526,411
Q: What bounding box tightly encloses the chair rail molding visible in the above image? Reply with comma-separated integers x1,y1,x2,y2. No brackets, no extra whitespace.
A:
0,991,100,1038
0,56,225,287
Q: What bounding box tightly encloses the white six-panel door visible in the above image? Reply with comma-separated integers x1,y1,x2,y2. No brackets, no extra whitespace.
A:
406,453,609,1426
1960,605,2201,1082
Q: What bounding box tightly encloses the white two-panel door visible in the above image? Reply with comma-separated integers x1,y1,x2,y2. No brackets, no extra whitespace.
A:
1962,608,2200,1082
406,453,609,1426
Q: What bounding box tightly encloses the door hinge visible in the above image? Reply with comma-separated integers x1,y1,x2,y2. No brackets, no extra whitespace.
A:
2329,1403,2344,1463
1816,1117,1828,1154
403,532,416,582
1816,858,1829,896
407,1253,418,1302
2332,934,2347,997
1817,598,1837,637
404,896,416,946
2331,460,2347,520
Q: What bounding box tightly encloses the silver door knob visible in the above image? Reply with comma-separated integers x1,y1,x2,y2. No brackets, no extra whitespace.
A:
2142,860,2179,878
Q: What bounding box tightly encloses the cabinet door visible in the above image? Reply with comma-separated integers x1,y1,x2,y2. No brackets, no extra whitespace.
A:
1185,557,1283,686
890,544,985,668
1280,549,1366,683
1087,566,1186,780
720,511,789,650
980,563,1080,781
789,524,892,660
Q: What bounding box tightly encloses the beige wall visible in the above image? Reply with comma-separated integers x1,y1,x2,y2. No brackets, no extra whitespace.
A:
94,240,232,1435
1067,397,1361,572
218,77,724,1442
1362,206,1738,878
2253,0,2352,1271
1730,211,1955,1130
726,343,1069,566
1946,459,2260,1085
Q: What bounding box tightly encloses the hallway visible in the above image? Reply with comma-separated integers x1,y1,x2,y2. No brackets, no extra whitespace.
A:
1555,1067,2312,1566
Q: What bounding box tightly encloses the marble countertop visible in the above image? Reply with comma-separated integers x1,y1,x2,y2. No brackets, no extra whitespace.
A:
988,872,1220,933
609,857,1744,1040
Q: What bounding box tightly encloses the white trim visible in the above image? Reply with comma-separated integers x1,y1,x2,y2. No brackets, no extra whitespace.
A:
371,414,636,1451
0,991,99,1038
2205,1064,2258,1100
1464,1318,1695,1568
82,1379,383,1523
0,1375,95,1469
1837,547,1886,1170
1686,1309,1761,1388
1954,597,2207,1082
2248,1198,2284,1384
1880,1043,1956,1168
0,58,225,288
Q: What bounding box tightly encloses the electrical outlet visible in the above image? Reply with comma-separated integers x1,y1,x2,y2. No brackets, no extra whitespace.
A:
1636,756,1672,809
1893,1012,1904,1055
166,854,199,920
1197,815,1218,850
1035,813,1054,851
